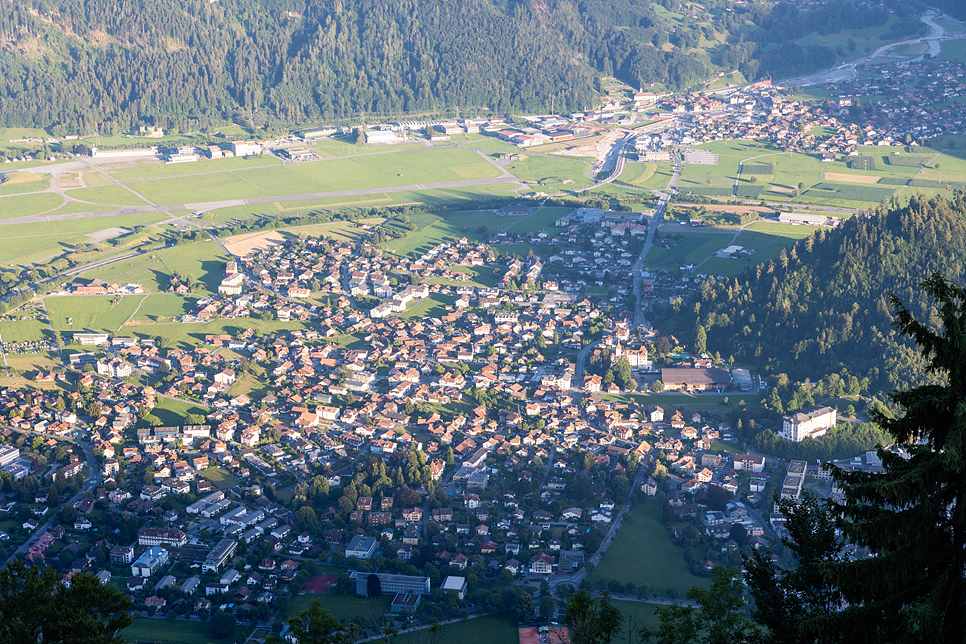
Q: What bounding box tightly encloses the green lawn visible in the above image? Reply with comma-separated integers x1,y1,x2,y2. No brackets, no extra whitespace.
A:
46,295,149,332
4,354,62,376
149,397,211,427
201,466,240,490
155,242,230,293
503,207,570,234
587,500,711,596
123,617,247,644
284,593,393,627
0,172,51,196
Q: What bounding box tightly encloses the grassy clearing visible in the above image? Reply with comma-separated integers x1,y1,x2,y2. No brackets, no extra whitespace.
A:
46,295,148,332
0,192,64,219
284,592,393,627
612,601,661,639
428,265,500,288
201,466,240,489
938,39,966,61
65,185,149,206
155,241,230,293
587,499,711,595
83,253,173,293
4,354,62,376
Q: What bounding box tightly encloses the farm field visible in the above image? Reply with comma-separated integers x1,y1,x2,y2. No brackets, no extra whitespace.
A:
611,601,661,639
45,295,148,332
283,593,393,627
586,499,710,596
154,241,230,293
435,613,520,644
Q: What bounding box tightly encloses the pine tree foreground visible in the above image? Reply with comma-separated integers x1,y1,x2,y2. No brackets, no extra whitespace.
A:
748,273,966,644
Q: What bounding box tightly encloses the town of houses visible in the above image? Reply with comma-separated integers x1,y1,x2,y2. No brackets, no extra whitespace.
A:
3,48,957,633
0,203,887,629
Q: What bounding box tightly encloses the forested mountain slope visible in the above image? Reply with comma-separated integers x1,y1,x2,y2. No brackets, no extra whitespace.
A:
0,0,910,132
659,194,966,403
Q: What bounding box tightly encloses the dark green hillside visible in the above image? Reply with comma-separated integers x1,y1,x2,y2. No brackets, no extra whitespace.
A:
0,0,903,132
659,193,966,402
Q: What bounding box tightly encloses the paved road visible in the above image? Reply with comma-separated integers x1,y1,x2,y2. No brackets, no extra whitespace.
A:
632,152,681,327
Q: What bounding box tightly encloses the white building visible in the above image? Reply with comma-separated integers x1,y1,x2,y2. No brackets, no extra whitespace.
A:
781,406,837,442
231,141,262,157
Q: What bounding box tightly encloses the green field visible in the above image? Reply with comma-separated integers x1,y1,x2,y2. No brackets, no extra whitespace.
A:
201,466,240,489
505,155,593,192
121,318,309,350
127,294,199,322
66,185,150,206
128,148,501,205
400,293,454,320
587,500,711,596
0,212,167,264
0,319,51,343
0,192,64,219
698,229,808,276
46,295,148,332
107,154,283,181
435,613,520,644
801,182,896,204
124,617,247,644
643,232,728,272
0,172,51,196
146,396,211,426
